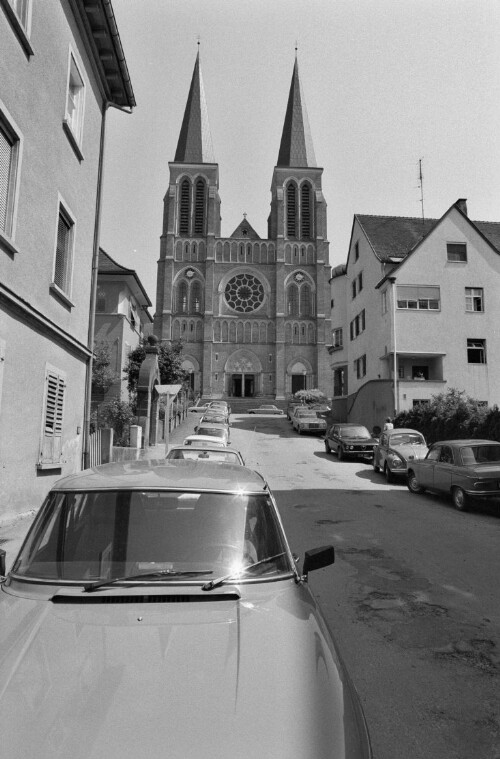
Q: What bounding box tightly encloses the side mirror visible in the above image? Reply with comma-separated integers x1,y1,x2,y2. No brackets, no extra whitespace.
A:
302,545,335,577
0,548,6,577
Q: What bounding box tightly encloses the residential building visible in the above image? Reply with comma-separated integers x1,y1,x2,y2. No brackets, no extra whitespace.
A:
0,0,134,519
154,52,332,401
329,199,500,430
93,248,153,405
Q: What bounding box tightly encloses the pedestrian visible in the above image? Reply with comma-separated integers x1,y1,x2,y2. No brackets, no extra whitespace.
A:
383,417,393,431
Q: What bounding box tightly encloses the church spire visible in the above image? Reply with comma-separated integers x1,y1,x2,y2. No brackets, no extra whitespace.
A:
174,50,215,163
277,56,317,168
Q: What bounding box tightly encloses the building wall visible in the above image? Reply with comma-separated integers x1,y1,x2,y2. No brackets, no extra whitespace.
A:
0,2,108,517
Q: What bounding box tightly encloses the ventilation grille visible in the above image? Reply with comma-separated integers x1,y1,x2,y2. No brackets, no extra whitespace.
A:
52,592,240,605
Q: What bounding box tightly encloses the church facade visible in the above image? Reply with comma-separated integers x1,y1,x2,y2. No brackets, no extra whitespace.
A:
154,53,332,401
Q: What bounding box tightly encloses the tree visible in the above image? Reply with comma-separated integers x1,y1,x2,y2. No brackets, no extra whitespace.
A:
293,388,329,404
124,336,189,398
91,340,118,394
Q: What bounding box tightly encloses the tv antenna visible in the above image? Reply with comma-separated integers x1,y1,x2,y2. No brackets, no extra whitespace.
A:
418,158,425,225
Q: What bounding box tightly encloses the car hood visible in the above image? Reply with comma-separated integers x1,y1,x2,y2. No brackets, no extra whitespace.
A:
340,437,376,445
0,581,369,759
390,443,429,460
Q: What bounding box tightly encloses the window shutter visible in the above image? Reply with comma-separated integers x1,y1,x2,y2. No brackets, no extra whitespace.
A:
40,372,65,465
0,127,14,233
54,213,70,291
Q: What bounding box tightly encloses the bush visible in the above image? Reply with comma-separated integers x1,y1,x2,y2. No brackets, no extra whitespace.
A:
394,388,493,444
91,399,135,446
293,389,329,404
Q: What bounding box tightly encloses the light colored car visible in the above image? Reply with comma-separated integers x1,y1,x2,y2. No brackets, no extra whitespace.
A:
198,411,230,426
193,422,230,446
373,428,428,482
188,402,213,413
407,438,500,511
183,434,226,448
291,407,327,435
0,460,372,758
248,404,285,415
166,445,245,465
325,423,378,461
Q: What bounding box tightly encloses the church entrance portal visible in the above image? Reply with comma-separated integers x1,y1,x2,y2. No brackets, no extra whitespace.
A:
231,373,255,398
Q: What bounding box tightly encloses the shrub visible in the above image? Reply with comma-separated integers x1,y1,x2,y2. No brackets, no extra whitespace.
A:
91,399,135,447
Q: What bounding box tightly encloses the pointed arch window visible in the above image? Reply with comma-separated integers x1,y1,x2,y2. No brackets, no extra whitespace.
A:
287,283,299,316
301,183,312,239
286,182,297,238
179,179,191,236
301,284,312,316
190,280,202,313
194,178,205,235
177,281,188,313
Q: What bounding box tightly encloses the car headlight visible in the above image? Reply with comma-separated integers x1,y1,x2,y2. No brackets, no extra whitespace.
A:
387,453,405,468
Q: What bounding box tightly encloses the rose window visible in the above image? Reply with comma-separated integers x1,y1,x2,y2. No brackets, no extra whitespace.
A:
224,274,264,313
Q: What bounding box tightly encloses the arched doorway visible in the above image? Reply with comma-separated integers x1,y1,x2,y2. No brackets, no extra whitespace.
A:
288,360,310,395
225,350,262,398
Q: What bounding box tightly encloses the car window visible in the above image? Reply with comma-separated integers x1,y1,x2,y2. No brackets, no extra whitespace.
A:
196,427,226,439
461,444,500,464
439,446,454,464
426,446,441,461
339,426,371,439
167,450,241,463
12,490,292,583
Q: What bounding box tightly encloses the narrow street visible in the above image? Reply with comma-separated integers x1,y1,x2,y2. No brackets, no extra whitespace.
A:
227,413,500,759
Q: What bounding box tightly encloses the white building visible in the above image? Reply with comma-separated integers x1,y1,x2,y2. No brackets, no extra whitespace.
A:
329,199,500,430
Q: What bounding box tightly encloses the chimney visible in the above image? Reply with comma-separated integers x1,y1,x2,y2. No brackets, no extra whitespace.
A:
456,198,468,216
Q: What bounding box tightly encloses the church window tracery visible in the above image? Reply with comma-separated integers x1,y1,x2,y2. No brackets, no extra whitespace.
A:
224,273,264,313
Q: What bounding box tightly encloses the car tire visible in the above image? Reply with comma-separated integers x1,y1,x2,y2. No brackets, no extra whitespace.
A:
384,465,394,483
451,486,469,512
337,447,343,461
407,470,424,494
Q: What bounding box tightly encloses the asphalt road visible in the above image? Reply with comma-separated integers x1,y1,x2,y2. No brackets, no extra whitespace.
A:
226,413,500,759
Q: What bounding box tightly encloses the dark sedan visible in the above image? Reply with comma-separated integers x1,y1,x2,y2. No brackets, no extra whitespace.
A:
407,439,500,511
325,423,378,461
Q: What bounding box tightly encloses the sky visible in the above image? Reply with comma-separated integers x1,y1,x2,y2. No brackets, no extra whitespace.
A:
100,0,500,305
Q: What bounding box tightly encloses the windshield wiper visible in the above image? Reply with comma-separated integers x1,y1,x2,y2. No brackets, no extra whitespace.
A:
201,552,287,591
83,569,213,593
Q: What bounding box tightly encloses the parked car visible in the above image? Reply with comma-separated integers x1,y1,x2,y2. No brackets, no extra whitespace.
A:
248,404,285,415
193,423,230,446
407,439,500,511
209,400,231,414
198,411,230,426
0,460,372,758
373,428,428,482
188,402,212,413
183,434,226,448
325,423,378,461
166,445,245,465
291,407,327,435
287,400,304,420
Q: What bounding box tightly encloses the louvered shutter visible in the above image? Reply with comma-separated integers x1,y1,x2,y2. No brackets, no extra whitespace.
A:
40,371,65,465
0,127,13,233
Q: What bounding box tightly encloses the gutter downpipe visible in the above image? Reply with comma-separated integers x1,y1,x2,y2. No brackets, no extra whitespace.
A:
388,276,398,416
82,103,108,471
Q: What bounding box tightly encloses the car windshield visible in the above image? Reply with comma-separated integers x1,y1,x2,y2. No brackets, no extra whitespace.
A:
12,490,292,584
460,444,500,465
390,433,425,445
296,409,317,417
339,426,371,439
167,449,241,463
196,427,225,438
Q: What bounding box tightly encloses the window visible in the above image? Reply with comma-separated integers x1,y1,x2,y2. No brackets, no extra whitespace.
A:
354,241,359,261
179,179,190,235
350,309,365,339
467,339,486,364
397,285,440,310
465,287,483,312
177,281,188,313
300,183,312,239
96,288,106,313
286,182,297,238
287,283,299,316
355,354,366,379
351,280,357,299
332,328,343,349
413,399,430,408
38,366,65,469
2,0,32,54
8,0,29,25
0,109,21,241
333,368,345,397
381,290,387,314
65,53,85,145
53,205,74,296
357,271,363,292
447,243,467,262
193,178,205,235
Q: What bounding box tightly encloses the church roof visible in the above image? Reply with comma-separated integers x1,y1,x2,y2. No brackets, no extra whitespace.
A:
277,57,317,168
229,217,261,239
174,51,215,164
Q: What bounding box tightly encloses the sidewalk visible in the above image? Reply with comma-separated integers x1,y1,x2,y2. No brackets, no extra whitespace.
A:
0,416,193,571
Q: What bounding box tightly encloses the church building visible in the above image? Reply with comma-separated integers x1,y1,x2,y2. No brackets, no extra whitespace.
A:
154,52,332,401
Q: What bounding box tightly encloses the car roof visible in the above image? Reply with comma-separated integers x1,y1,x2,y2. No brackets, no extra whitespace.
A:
168,445,241,456
51,459,267,493
387,428,424,435
431,439,498,446
183,435,226,444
